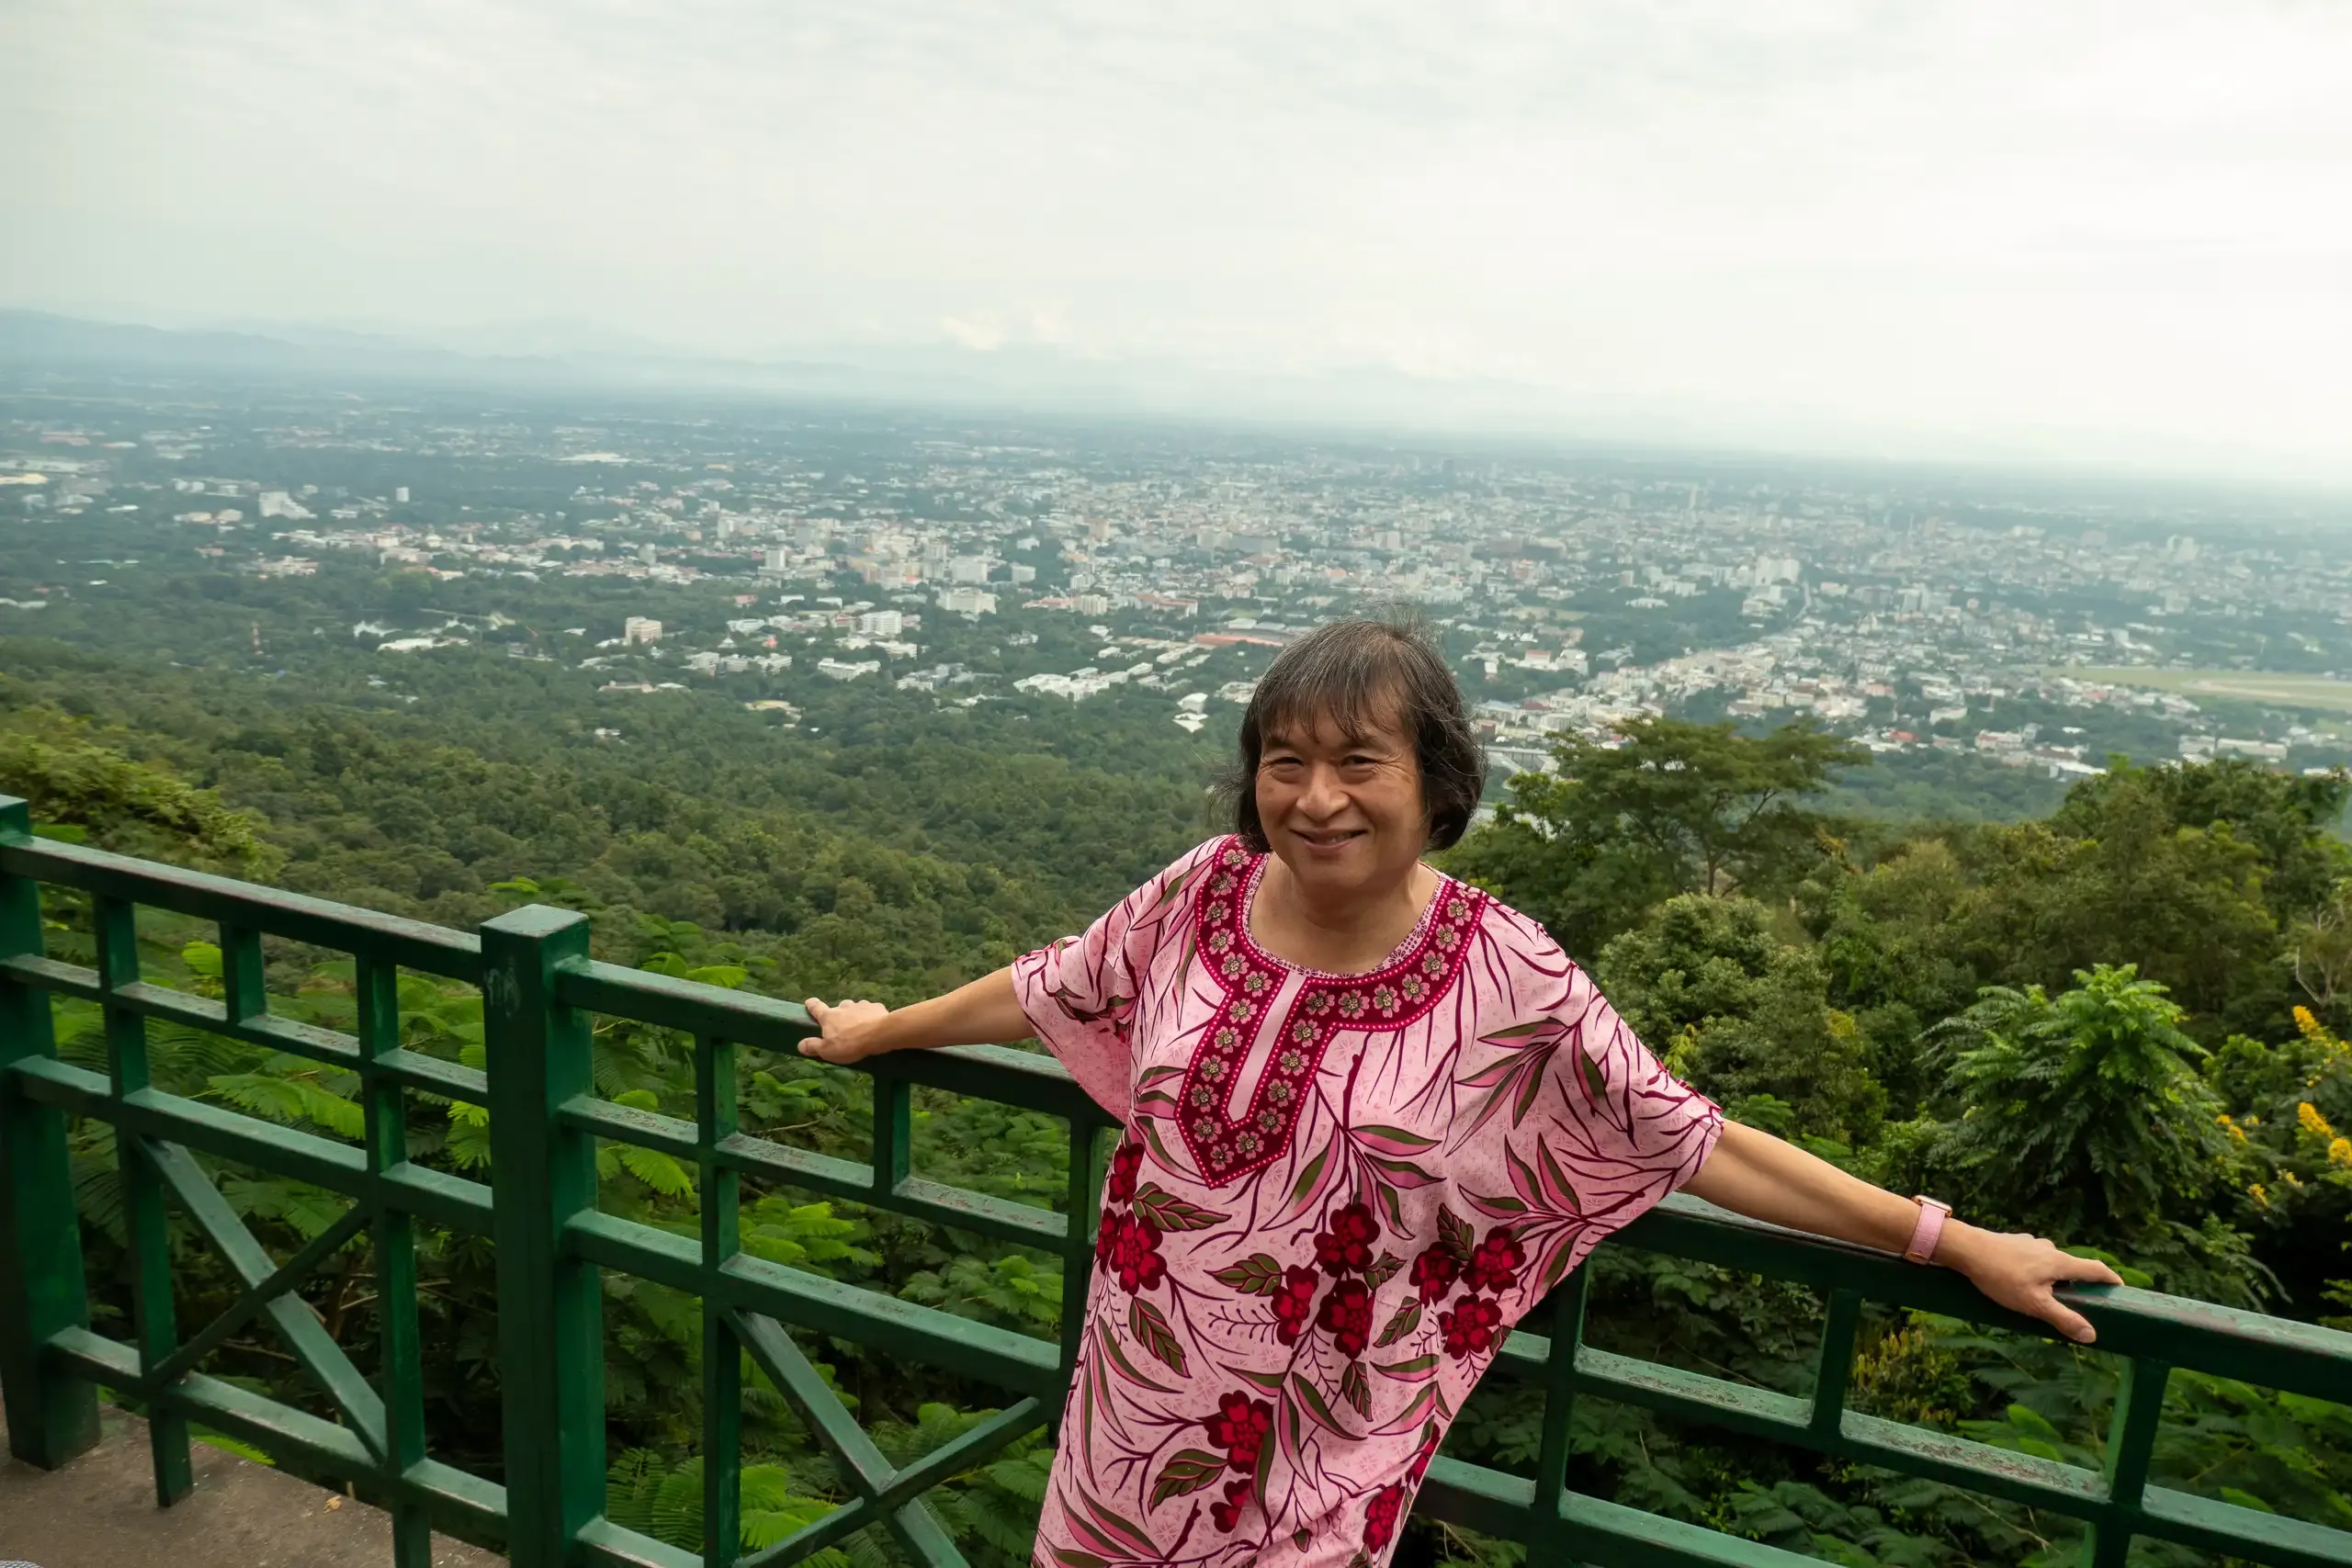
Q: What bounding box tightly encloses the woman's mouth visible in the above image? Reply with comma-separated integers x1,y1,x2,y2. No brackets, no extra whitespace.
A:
1291,827,1365,851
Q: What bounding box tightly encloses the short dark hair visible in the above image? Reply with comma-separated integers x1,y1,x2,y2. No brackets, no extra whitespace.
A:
1226,615,1487,852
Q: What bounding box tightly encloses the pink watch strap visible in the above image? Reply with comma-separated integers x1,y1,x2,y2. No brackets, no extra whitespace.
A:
1904,1196,1951,1263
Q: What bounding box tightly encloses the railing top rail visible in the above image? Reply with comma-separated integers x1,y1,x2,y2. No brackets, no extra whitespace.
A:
0,805,482,981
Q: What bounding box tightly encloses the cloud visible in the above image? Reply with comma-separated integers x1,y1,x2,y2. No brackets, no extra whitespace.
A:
2,1,2348,481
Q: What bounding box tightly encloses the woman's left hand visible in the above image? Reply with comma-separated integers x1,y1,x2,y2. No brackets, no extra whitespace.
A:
1940,1224,2124,1344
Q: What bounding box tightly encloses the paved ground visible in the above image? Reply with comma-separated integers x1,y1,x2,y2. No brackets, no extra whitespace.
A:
0,1404,503,1568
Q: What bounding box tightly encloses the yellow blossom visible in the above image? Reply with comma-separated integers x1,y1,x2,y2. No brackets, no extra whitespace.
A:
2217,1113,2247,1144
2300,1102,2336,1141
2248,1182,2271,1208
2296,1005,2322,1039
2332,1138,2352,1168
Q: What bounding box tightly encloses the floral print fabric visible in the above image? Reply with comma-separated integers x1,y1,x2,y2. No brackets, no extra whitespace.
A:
1011,839,1724,1568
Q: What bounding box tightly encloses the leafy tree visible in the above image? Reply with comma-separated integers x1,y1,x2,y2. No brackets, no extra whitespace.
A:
1886,965,2264,1304
0,705,279,875
1447,716,1865,957
1797,838,1983,1119
1597,895,1884,1146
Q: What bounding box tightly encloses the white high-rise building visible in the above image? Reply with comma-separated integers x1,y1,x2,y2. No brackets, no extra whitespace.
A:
935,587,998,616
949,555,993,585
623,617,662,645
856,609,904,637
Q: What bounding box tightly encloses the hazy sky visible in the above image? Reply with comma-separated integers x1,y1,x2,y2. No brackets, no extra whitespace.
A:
6,2,2350,482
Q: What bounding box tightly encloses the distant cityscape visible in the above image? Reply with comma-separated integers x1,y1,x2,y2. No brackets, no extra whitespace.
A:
5,381,2349,789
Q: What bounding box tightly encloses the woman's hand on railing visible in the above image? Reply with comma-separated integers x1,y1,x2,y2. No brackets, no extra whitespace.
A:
799,998,894,1063
797,967,1031,1064
1938,1224,2124,1345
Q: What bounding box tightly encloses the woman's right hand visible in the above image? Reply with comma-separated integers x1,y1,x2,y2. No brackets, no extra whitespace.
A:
799,998,893,1064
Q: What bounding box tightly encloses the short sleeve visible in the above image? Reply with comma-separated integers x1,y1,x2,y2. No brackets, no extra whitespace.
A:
1476,910,1725,1299
1011,840,1223,1122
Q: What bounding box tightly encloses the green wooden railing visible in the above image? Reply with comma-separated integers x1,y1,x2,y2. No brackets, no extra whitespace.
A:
3,792,2350,1568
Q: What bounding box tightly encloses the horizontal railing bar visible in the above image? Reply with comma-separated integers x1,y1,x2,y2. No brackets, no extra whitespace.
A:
870,1041,1114,1128
560,1094,701,1158
1,956,487,1100
566,1211,1063,1398
2141,1483,2352,1568
1833,1404,2109,1511
559,959,815,1045
713,1130,862,1191
1505,1320,2350,1556
1418,1453,1820,1568
888,1173,1068,1248
557,1096,1073,1251
721,1129,1069,1247
555,960,1112,1124
0,837,483,981
47,1326,507,1540
1573,1345,1814,1435
1622,1195,2352,1401
7,1056,495,1232
116,979,365,1066
578,1517,702,1568
0,952,105,999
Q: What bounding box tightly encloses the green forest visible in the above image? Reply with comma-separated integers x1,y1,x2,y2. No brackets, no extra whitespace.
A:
4,627,2351,1568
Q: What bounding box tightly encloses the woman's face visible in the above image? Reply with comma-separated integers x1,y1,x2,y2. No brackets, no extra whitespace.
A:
1254,701,1428,902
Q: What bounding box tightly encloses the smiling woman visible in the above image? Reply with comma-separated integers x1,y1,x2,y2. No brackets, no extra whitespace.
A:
796,615,2118,1568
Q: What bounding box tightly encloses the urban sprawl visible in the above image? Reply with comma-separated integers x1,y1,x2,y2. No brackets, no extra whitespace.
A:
6,394,2349,785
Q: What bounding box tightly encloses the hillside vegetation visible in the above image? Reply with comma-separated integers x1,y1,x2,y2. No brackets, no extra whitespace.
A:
6,646,2350,1568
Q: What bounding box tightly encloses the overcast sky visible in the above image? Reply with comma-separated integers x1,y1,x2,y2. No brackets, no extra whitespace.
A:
5,2,2349,484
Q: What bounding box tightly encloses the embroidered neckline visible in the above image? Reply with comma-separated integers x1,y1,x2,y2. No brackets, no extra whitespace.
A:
1181,838,1486,1188
1233,851,1447,981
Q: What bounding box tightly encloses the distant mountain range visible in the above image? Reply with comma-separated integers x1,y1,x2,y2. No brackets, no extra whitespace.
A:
5,308,2342,502
0,306,1694,448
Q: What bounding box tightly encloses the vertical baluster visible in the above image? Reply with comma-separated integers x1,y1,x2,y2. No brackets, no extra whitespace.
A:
1053,1116,1107,1440
699,1032,741,1568
358,952,433,1568
96,895,193,1505
217,921,266,1031
871,1070,911,1200
1810,1291,1863,1444
1528,1265,1590,1566
0,795,100,1469
483,906,604,1568
2082,1357,2167,1568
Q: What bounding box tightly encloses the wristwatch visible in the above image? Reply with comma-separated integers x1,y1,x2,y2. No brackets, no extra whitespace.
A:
1904,1195,1951,1264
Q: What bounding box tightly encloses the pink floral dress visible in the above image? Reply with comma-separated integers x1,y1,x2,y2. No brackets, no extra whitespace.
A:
1011,838,1724,1568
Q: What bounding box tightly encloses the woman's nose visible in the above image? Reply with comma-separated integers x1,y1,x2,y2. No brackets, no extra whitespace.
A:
1298,763,1347,814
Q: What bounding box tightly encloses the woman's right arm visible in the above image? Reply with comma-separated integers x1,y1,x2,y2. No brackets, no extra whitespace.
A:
797,965,1030,1064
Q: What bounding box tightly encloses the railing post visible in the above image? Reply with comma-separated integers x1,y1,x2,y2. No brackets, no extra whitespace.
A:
483,905,605,1568
96,893,194,1504
0,795,101,1469
697,1033,741,1568
1052,1113,1107,1442
1528,1264,1590,1568
2082,1357,2168,1568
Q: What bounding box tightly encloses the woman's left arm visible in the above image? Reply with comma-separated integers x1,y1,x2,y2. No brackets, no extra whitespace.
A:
1681,1121,2124,1343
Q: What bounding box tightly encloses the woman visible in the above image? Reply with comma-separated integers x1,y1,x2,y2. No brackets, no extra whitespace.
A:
800,617,2118,1568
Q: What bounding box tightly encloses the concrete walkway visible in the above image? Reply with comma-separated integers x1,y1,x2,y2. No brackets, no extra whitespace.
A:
0,1405,503,1568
